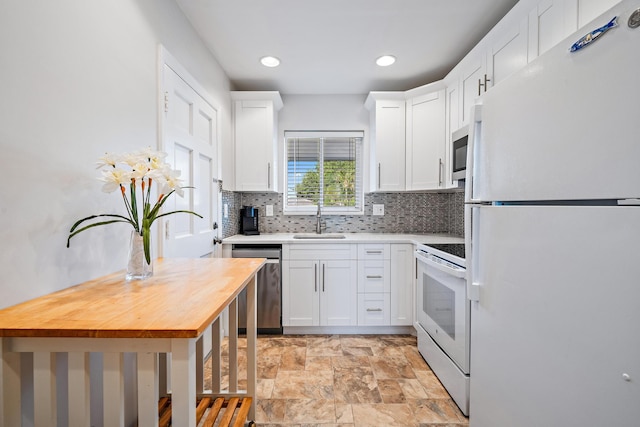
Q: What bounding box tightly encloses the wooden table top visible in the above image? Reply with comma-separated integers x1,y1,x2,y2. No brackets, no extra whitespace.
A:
0,258,265,339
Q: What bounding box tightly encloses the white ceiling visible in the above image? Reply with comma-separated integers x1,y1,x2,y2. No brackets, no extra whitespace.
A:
176,0,520,95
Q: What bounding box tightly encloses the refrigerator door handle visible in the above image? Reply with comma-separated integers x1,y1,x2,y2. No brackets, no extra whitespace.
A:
466,204,481,302
465,104,483,204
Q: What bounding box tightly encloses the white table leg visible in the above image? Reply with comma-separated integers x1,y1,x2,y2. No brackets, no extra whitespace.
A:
33,352,56,427
210,318,221,393
195,337,204,393
170,339,196,426
229,298,238,392
246,275,257,419
137,352,158,427
0,339,21,427
68,352,90,427
103,352,125,427
158,353,168,397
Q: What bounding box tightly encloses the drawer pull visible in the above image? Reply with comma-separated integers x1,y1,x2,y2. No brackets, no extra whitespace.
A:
366,250,383,254
366,275,383,279
366,308,383,312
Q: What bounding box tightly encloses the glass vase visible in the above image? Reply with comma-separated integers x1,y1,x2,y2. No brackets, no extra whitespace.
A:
126,230,153,280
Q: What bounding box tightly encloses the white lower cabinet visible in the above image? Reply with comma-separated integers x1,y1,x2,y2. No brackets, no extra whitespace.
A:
282,245,357,327
390,244,415,326
283,242,416,329
357,243,391,325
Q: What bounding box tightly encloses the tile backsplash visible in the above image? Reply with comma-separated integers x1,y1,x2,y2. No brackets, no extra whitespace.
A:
222,191,464,238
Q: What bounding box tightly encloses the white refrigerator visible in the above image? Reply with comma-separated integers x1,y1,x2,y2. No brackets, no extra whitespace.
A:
465,1,640,425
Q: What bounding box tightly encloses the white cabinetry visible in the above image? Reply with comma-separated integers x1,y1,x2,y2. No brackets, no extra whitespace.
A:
528,0,572,59
390,244,415,326
357,244,391,325
486,16,530,88
365,94,406,192
282,244,357,327
444,81,461,188
567,0,620,29
459,55,487,126
405,86,446,191
356,243,415,326
366,84,447,192
231,91,282,192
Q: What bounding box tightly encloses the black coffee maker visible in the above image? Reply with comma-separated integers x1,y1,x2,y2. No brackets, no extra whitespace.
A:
240,206,260,235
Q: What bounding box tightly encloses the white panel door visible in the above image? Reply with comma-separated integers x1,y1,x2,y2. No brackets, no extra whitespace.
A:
283,260,319,326
576,0,620,28
528,0,569,59
405,90,446,190
234,100,275,191
374,100,406,191
445,83,461,187
162,64,219,258
390,244,414,326
486,16,529,87
460,57,485,126
320,260,357,326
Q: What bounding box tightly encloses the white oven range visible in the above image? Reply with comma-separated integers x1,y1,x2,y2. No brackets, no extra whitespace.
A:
414,243,470,416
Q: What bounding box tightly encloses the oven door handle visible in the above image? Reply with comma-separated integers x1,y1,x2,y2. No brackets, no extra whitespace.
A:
415,251,466,279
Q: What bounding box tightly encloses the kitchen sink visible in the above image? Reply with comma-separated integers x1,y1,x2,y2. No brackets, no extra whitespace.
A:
293,233,346,239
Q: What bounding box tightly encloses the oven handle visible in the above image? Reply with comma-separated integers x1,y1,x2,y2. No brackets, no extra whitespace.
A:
414,251,466,279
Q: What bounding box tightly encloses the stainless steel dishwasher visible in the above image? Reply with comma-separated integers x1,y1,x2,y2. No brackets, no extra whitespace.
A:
231,244,282,334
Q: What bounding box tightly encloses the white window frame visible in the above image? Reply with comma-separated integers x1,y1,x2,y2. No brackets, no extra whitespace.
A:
283,130,364,215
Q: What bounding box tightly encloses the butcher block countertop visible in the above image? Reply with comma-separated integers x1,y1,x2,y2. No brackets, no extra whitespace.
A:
0,257,265,339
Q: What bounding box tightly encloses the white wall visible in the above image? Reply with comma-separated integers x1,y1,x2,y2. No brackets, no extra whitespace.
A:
277,94,370,192
0,0,231,309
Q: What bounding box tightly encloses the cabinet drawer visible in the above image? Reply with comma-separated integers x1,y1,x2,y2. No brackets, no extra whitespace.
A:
357,260,390,293
357,293,390,326
286,244,356,261
358,243,390,261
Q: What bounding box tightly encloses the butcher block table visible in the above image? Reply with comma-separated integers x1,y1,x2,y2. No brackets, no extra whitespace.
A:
0,257,264,427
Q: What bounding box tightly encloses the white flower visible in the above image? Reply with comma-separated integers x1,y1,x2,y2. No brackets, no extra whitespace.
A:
138,147,168,169
96,152,120,169
121,152,146,168
100,168,131,193
160,168,185,197
130,162,150,180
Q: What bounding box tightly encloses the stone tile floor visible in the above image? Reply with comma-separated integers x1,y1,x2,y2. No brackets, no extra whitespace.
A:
204,334,469,427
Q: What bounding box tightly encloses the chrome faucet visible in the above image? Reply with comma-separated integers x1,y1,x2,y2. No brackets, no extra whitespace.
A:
316,204,322,234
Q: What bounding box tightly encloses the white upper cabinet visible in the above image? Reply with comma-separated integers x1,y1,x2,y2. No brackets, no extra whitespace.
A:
405,87,446,190
444,81,461,188
568,0,621,29
365,94,406,192
528,0,571,59
231,91,282,192
486,15,530,88
459,54,487,126
447,0,622,131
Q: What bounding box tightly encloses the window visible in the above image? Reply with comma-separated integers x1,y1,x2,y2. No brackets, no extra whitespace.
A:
284,131,364,214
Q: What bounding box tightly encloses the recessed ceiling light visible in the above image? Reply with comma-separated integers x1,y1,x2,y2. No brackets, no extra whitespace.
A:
376,55,396,67
260,56,280,67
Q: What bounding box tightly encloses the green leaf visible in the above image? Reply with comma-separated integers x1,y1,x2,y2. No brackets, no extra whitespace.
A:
153,210,203,222
69,214,134,233
142,227,151,264
67,219,132,248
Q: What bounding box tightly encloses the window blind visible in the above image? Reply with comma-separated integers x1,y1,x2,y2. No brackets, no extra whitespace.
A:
285,131,363,213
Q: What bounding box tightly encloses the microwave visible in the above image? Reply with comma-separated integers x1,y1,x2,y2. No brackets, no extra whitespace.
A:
451,126,468,181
